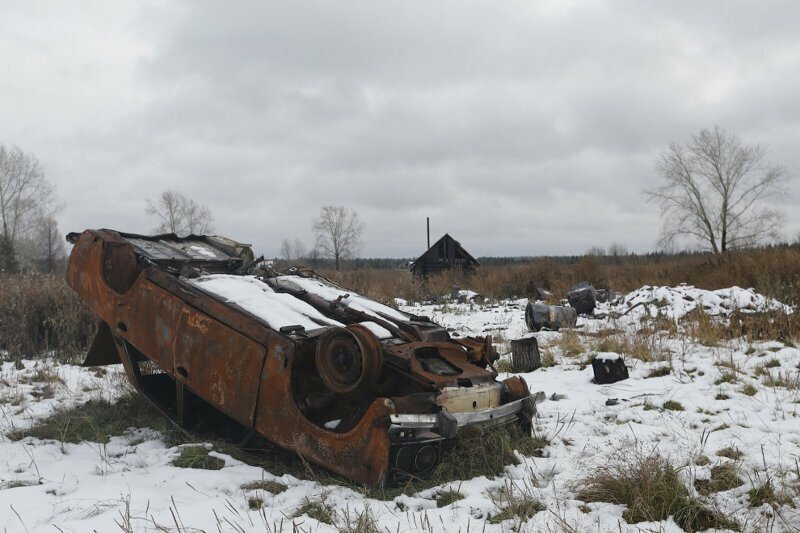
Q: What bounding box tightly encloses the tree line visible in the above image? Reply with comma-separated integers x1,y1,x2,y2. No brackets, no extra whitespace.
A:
0,145,63,273
0,125,791,275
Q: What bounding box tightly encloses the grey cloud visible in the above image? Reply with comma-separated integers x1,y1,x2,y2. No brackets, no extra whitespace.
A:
3,0,800,257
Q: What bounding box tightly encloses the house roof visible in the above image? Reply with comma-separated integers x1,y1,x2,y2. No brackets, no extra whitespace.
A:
411,233,480,267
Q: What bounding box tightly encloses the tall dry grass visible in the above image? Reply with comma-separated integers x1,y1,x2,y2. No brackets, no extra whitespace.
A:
0,273,96,362
322,245,800,305
3,245,798,361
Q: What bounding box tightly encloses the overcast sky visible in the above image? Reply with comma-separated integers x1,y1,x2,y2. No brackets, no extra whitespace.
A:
2,1,799,258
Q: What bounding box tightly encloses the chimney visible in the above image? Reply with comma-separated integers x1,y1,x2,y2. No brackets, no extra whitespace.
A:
427,217,430,249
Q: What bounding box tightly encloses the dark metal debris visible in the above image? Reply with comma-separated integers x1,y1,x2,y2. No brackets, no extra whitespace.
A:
525,302,578,332
568,282,598,315
592,355,629,384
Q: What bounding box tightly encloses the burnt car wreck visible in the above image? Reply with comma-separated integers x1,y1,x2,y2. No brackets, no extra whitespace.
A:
66,229,542,487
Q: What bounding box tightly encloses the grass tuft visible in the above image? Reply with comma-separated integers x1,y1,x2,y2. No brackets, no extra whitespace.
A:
663,400,684,411
171,445,225,470
557,330,584,357
292,498,334,525
494,358,513,373
716,447,744,460
435,488,464,508
695,463,743,495
714,372,738,385
248,496,263,510
575,451,737,531
646,366,671,378
338,505,380,533
740,384,758,396
748,481,792,508
241,479,287,494
428,424,547,485
489,481,546,525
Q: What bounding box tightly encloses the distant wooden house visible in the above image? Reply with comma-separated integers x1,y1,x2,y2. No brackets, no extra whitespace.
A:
410,234,480,278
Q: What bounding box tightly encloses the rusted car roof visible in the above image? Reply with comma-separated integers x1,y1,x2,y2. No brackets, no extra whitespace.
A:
66,229,541,486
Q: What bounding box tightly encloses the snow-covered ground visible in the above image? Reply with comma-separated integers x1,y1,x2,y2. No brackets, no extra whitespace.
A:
2,285,800,532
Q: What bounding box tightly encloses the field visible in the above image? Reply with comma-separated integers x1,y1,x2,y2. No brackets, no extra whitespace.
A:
2,279,800,532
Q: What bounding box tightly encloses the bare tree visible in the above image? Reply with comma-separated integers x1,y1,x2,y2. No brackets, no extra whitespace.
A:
312,206,365,270
33,215,66,273
585,246,605,257
279,237,307,261
146,190,214,236
0,145,57,267
647,126,788,253
279,238,293,261
607,242,629,257
293,238,306,260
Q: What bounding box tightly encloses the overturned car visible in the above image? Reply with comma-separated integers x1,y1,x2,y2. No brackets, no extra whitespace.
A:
66,229,541,486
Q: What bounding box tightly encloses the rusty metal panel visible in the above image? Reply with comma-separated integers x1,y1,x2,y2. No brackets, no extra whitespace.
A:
173,304,266,427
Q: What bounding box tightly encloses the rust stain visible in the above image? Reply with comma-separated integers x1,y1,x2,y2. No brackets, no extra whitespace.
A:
186,310,211,334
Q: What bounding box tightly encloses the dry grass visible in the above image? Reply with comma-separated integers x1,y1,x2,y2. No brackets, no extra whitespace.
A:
488,479,546,525
171,445,225,470
556,330,585,357
0,273,97,362
695,463,743,495
714,371,739,385
592,330,671,362
8,389,174,443
292,498,334,525
3,247,798,371
740,384,758,396
663,400,684,411
763,370,800,389
429,423,548,485
574,451,737,531
716,447,744,460
337,505,380,533
748,480,793,508
435,488,464,508
646,365,672,378
240,480,287,494
319,245,800,310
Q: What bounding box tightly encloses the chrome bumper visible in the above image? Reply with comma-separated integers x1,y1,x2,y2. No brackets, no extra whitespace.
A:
389,391,545,439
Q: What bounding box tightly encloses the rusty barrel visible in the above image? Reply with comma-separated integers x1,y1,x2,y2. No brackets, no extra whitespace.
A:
525,302,577,332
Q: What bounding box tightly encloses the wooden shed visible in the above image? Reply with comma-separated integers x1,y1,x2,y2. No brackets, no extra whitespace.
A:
410,234,480,278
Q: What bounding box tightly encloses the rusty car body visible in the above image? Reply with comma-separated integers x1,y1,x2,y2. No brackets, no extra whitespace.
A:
66,229,541,486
